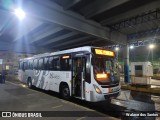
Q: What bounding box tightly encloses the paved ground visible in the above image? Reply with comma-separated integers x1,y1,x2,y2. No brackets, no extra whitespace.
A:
0,80,160,120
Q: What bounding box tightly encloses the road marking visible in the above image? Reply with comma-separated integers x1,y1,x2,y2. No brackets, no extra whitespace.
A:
52,105,63,109
76,117,86,120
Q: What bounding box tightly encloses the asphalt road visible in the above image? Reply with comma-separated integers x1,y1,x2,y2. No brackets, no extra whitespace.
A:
0,80,160,120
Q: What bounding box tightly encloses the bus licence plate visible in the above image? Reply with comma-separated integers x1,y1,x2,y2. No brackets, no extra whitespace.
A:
110,86,119,92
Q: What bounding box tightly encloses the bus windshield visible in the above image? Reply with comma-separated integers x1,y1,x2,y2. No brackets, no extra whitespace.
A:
93,57,120,84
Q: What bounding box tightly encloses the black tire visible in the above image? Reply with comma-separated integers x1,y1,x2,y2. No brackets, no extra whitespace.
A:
61,84,70,100
106,99,111,104
27,78,33,89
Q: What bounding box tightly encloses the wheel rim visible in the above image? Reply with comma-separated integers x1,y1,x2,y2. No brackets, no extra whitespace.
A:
63,87,69,97
28,81,31,87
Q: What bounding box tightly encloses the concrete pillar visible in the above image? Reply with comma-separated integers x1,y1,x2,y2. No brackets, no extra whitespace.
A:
123,44,130,83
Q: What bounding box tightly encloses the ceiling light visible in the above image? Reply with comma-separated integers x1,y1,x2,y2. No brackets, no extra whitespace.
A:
130,45,134,49
14,8,25,20
115,47,119,51
149,44,155,49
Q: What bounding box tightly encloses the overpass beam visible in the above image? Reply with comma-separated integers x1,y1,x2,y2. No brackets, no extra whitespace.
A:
25,0,127,45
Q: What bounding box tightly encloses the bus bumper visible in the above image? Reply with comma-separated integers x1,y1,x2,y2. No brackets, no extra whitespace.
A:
90,90,121,102
104,90,120,99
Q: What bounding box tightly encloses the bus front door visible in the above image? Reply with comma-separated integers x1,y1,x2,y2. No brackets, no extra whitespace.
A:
72,57,86,99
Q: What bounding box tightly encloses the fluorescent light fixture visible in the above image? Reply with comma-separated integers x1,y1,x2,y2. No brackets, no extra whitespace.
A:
149,44,155,49
14,8,26,20
130,45,134,49
115,47,119,51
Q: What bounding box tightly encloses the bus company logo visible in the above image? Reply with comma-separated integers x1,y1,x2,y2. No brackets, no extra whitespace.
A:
34,70,40,77
49,73,60,79
2,112,11,117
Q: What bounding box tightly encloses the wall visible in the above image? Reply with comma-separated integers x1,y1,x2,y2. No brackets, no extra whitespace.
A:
0,51,33,74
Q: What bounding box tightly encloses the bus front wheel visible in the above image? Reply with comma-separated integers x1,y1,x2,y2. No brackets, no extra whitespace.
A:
27,78,33,89
61,84,70,100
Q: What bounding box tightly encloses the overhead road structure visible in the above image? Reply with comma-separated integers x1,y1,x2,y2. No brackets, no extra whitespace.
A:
1,0,160,83
0,0,159,52
108,8,160,31
100,0,160,29
24,0,127,45
128,28,160,41
58,0,160,46
105,39,160,50
0,0,129,53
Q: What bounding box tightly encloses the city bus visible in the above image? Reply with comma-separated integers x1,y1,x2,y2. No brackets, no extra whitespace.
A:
18,46,120,102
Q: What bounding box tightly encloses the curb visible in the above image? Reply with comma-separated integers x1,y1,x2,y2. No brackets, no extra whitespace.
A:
121,85,160,94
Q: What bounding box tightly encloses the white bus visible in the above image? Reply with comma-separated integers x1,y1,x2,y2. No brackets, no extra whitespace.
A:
18,46,120,102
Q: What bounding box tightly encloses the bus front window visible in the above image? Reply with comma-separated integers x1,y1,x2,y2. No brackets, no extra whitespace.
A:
93,57,120,84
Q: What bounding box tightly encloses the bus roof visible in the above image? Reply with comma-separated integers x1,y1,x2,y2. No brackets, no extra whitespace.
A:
19,46,110,61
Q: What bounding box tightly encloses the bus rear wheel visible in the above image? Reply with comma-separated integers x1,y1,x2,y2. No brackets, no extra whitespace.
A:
61,84,70,100
27,78,33,89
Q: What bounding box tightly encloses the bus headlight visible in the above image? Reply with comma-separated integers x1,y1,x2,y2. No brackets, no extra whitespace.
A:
93,84,102,94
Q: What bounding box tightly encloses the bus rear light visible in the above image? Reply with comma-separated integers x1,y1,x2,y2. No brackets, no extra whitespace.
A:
93,84,102,94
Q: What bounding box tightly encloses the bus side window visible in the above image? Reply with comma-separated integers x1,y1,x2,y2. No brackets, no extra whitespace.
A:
44,57,49,70
30,60,33,70
28,60,33,70
33,59,38,70
48,57,54,70
19,62,23,70
52,57,60,70
60,57,71,71
38,58,44,70
23,62,28,70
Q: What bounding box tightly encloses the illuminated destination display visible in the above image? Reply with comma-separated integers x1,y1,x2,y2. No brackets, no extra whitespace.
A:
95,49,114,56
